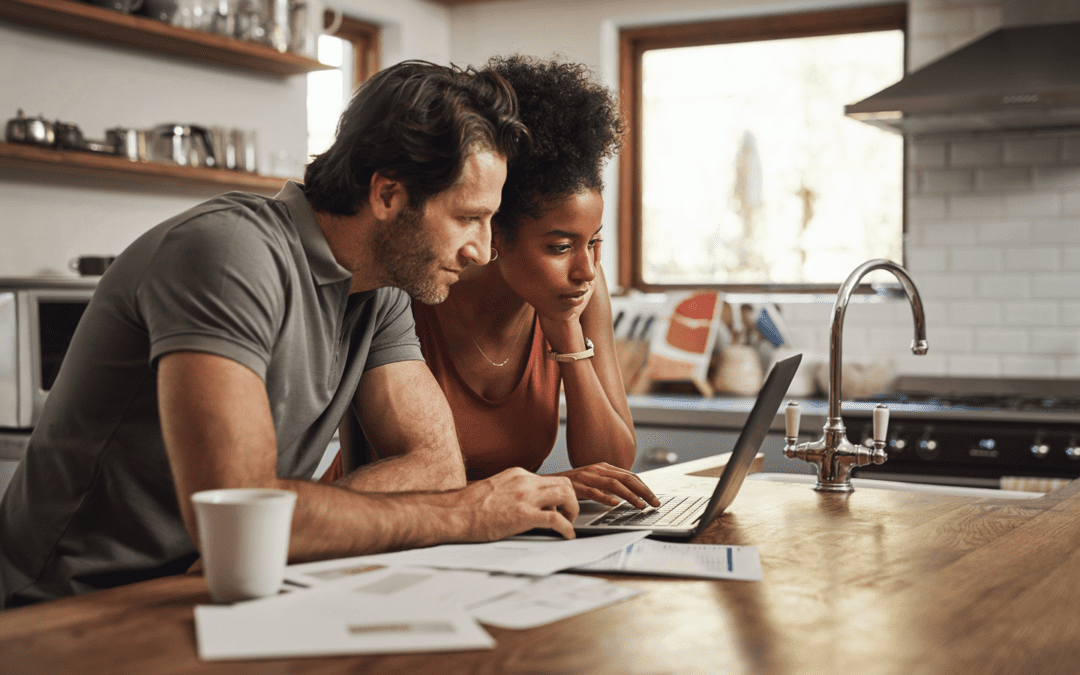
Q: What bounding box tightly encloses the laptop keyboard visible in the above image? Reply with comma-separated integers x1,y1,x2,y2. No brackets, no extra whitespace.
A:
591,494,707,528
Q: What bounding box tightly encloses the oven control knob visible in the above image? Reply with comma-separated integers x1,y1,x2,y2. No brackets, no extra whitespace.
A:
916,432,940,460
1031,443,1050,458
1066,445,1080,460
889,435,906,452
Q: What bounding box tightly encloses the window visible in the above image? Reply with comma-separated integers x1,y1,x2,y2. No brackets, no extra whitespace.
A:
307,16,380,160
618,5,907,291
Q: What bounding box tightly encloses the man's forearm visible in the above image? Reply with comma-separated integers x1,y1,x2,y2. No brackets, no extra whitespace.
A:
281,468,578,563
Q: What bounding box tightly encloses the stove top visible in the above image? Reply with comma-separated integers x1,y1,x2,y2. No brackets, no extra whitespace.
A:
848,375,1080,423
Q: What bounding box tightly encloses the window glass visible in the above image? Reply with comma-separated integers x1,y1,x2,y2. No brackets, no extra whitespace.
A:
639,29,904,286
307,34,354,160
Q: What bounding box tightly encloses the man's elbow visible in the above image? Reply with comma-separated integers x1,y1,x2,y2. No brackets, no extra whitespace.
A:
435,453,467,489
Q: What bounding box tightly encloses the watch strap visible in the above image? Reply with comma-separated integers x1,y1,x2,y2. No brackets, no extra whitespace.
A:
548,337,595,362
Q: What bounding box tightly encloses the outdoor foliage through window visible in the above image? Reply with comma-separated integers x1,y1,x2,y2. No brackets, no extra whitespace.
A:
639,29,904,286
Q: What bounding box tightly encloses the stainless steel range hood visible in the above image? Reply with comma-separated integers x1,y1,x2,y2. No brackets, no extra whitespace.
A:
846,19,1080,135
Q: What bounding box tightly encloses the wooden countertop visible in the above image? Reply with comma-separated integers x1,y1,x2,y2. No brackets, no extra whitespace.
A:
3,470,1080,674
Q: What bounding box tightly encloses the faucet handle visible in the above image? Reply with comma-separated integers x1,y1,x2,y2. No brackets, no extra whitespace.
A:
785,401,801,439
873,403,889,446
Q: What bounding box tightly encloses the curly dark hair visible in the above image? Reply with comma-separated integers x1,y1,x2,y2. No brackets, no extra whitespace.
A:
304,60,530,215
485,55,625,245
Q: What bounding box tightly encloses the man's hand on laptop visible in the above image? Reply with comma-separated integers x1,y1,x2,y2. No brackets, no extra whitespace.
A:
555,463,661,510
459,468,580,540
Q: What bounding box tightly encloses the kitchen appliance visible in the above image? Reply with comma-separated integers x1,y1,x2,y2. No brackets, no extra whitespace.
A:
846,375,1080,492
0,277,97,499
846,0,1080,135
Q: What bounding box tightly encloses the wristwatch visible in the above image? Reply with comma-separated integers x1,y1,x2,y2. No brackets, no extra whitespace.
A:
548,337,595,362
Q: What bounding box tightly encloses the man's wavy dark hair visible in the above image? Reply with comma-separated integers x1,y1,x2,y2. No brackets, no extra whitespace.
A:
304,60,530,214
485,55,625,244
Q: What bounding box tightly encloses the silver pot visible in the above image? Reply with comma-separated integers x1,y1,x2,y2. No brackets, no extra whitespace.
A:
5,109,55,146
107,127,150,161
145,124,214,167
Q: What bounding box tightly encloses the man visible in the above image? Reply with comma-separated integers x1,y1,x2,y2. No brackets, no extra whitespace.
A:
0,61,578,608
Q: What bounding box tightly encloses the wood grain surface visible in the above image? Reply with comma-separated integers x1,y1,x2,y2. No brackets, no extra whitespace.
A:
3,477,1079,674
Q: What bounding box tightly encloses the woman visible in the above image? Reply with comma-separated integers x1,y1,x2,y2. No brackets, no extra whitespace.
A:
407,55,657,509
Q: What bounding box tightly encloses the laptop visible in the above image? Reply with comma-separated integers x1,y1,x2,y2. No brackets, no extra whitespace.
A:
573,352,802,539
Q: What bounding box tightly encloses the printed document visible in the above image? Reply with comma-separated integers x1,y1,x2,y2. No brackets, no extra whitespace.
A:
572,540,763,581
195,567,495,660
285,530,651,580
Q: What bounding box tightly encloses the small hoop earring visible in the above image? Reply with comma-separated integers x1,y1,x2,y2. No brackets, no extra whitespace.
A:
490,248,499,261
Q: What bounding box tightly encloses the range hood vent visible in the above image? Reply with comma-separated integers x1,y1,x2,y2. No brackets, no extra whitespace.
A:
846,21,1080,135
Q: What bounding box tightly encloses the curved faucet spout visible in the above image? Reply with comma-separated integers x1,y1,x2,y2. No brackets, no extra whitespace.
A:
828,258,928,421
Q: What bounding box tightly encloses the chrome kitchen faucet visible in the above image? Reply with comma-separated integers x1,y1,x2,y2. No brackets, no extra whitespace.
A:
784,259,929,492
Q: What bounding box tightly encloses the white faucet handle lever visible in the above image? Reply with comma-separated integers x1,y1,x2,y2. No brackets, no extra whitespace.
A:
873,404,889,445
785,401,802,438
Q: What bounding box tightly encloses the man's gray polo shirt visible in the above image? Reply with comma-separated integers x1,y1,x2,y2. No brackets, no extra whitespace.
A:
0,182,423,606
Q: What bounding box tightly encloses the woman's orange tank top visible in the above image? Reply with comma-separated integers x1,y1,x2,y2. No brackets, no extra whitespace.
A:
412,301,561,481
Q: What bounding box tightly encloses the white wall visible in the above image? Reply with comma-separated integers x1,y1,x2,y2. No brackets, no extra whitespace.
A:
0,0,450,278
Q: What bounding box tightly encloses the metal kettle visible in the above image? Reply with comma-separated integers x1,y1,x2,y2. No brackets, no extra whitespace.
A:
146,124,214,167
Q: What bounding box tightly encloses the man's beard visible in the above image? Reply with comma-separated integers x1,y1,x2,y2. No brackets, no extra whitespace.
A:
371,204,447,305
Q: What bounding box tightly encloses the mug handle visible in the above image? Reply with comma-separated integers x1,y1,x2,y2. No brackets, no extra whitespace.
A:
323,5,343,35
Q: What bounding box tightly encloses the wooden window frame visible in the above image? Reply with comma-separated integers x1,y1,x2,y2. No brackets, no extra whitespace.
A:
329,14,381,86
617,4,908,292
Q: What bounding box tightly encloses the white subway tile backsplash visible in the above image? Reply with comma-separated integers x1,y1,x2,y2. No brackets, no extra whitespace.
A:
950,247,1002,272
917,272,977,299
1031,329,1080,356
910,141,947,169
905,247,948,273
976,274,1030,299
975,220,1031,245
894,351,948,375
1032,274,1080,299
975,328,1028,354
975,167,1031,192
1058,357,1080,377
1000,356,1057,378
1004,193,1062,217
947,355,1001,377
1004,301,1059,326
1063,302,1080,327
949,300,1002,326
908,196,948,221
1004,246,1061,272
922,220,977,247
1065,248,1080,271
921,169,975,194
1065,193,1080,216
950,140,1002,167
950,195,1005,220
1031,219,1080,244
1033,166,1080,191
1004,138,1062,165
929,326,975,353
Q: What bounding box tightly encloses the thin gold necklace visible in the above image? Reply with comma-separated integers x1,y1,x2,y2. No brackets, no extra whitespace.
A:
450,294,531,367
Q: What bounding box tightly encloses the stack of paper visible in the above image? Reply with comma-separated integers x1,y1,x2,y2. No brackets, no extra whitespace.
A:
193,530,762,661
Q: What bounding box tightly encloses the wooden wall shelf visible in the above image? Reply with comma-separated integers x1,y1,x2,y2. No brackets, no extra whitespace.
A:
0,141,295,196
0,0,333,77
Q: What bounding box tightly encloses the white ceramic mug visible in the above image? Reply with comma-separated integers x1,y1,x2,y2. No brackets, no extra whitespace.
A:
191,488,297,604
288,0,343,58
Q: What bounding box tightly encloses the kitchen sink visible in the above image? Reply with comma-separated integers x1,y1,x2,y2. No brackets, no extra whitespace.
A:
747,472,1043,499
